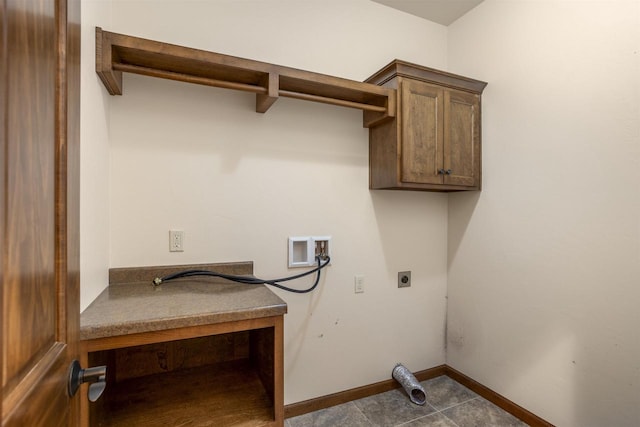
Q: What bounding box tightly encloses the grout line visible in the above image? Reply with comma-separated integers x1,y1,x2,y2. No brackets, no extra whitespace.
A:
394,395,481,427
425,401,439,412
392,401,439,427
395,413,435,427
291,382,528,427
440,410,463,427
436,395,481,412
350,401,374,425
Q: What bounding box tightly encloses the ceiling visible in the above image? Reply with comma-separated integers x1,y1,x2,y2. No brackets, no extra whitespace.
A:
371,0,484,26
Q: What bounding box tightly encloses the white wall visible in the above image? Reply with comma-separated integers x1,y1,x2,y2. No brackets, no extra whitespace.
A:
83,0,450,404
80,0,111,311
447,1,640,426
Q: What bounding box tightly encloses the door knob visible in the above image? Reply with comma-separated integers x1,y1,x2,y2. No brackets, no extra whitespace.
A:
437,169,445,175
445,169,452,175
68,359,107,402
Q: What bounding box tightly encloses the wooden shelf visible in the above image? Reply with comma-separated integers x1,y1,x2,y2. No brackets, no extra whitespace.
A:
96,28,395,127
100,360,275,427
85,325,281,427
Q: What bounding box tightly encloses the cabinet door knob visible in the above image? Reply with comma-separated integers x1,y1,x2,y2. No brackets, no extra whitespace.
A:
437,169,446,175
445,169,452,175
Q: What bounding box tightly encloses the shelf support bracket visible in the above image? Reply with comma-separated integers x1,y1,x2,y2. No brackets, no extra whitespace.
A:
95,27,123,95
256,73,279,113
362,89,396,128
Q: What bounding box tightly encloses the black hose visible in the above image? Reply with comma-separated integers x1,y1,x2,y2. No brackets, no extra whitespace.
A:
152,256,330,294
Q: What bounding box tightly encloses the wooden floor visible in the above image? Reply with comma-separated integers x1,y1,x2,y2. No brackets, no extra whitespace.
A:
101,359,274,427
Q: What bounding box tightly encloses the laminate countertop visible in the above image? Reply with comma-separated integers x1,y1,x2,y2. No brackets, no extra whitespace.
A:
80,262,287,341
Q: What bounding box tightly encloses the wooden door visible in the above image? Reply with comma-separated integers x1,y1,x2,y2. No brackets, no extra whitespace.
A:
1,0,81,425
400,79,444,185
443,89,480,188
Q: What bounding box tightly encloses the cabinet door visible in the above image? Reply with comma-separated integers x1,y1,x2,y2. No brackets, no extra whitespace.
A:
400,79,443,185
444,89,480,187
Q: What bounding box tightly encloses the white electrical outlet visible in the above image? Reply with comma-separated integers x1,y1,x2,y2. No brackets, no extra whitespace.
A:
354,275,365,293
169,230,184,252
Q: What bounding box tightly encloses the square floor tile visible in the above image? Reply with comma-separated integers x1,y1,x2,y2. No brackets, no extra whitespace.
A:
398,412,460,427
287,377,531,427
442,397,529,427
353,388,436,426
287,402,371,427
421,376,478,410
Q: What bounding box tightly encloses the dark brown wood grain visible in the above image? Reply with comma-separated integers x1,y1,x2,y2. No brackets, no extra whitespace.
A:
95,28,394,125
401,78,444,185
2,0,81,425
81,316,284,426
443,89,480,188
367,60,486,192
0,0,6,418
367,59,487,94
103,360,274,427
4,0,57,393
256,72,279,113
59,1,82,424
111,332,251,382
272,316,284,424
250,327,276,409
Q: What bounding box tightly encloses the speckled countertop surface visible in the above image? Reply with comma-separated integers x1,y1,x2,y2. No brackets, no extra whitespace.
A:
80,278,287,341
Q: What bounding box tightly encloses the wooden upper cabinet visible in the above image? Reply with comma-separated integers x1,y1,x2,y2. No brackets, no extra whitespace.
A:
444,88,480,188
401,79,443,185
366,60,487,192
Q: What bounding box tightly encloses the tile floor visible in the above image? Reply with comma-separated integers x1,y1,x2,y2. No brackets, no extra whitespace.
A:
286,375,529,427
